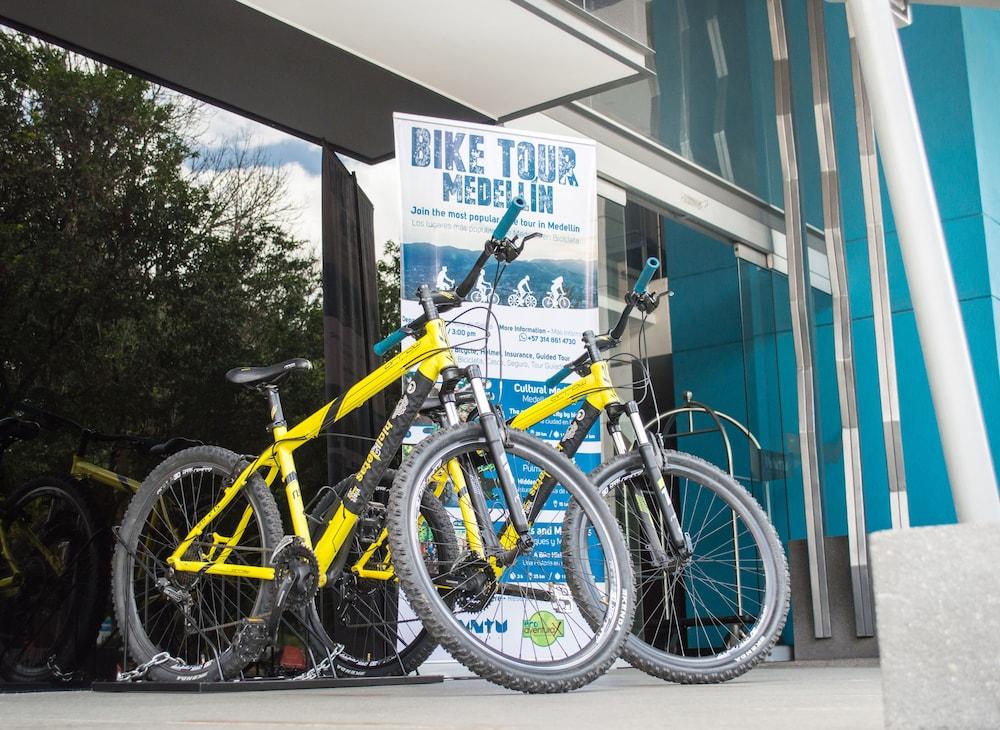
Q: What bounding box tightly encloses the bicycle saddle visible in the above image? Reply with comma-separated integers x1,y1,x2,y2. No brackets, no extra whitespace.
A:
225,358,313,389
149,436,203,457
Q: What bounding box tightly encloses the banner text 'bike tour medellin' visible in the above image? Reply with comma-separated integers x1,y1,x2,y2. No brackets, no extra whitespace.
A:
393,112,601,653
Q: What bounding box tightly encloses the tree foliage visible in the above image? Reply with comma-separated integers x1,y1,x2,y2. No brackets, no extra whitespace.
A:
0,33,324,482
377,240,400,344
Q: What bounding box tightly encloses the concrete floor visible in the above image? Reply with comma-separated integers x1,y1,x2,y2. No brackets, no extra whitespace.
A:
0,663,884,730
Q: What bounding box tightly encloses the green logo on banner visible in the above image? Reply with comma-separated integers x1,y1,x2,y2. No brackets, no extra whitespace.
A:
522,611,564,647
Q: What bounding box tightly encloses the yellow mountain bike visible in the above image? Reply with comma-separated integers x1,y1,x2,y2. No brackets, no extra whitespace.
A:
0,417,103,683
1,407,202,683
413,258,789,683
529,259,789,683
111,199,635,692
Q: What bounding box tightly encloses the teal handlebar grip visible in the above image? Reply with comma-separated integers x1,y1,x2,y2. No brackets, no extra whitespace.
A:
545,366,573,389
373,328,406,357
634,257,659,294
491,196,526,240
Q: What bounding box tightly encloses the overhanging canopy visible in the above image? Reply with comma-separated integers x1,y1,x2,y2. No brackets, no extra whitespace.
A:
0,0,651,162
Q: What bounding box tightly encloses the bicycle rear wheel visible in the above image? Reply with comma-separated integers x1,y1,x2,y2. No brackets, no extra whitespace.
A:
564,450,789,683
112,446,282,681
309,474,456,676
388,423,634,693
0,476,106,681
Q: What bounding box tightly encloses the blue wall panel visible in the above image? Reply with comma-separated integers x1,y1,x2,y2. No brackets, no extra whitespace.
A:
962,8,1000,223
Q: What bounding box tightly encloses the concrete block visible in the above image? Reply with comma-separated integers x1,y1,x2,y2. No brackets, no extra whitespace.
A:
870,523,1000,729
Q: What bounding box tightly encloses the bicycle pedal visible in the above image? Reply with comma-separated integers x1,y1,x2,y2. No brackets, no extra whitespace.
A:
232,617,270,665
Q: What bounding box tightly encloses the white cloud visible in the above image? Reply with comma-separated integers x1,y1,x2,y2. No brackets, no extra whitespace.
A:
280,162,322,260
184,104,404,265
195,104,291,149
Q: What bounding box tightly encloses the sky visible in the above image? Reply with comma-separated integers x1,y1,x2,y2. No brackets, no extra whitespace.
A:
196,104,402,261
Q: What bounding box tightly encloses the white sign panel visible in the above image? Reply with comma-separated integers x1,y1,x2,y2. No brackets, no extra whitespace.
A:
393,112,600,661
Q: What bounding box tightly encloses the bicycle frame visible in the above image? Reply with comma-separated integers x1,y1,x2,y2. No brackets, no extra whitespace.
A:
166,317,486,588
70,456,141,494
502,354,686,561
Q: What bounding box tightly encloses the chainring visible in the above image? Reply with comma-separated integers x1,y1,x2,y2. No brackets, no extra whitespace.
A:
271,538,320,609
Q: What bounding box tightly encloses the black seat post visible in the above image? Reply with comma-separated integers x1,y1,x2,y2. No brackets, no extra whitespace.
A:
263,386,286,433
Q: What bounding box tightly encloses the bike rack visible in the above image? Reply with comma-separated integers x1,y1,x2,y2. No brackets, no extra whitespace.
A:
92,674,443,693
644,391,774,521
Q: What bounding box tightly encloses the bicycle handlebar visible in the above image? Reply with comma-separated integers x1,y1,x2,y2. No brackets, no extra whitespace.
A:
15,402,199,456
373,327,408,357
492,196,526,240
545,257,660,387
544,365,575,390
633,257,658,295
608,257,659,343
373,197,527,356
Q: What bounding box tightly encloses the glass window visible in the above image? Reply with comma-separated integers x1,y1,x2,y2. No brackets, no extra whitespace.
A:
578,1,824,228
581,1,777,200
568,0,652,45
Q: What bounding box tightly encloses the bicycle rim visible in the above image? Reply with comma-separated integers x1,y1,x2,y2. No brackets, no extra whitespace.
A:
388,425,633,692
0,480,103,680
567,451,787,681
116,449,278,678
312,482,455,676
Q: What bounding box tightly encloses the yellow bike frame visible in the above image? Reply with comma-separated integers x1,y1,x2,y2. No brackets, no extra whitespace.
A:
165,317,484,588
478,360,622,552
70,456,141,494
1,456,141,591
510,360,620,432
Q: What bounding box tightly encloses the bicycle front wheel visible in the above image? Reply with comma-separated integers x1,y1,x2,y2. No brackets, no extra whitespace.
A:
564,450,789,683
387,423,634,693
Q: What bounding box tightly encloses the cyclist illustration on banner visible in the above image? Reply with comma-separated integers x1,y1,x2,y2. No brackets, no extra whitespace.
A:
543,275,570,309
470,268,499,304
508,274,536,308
435,266,454,291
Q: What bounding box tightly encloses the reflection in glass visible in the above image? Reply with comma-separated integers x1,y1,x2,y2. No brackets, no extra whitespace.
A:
579,1,781,204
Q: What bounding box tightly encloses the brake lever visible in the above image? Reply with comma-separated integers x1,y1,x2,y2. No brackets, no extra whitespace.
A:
626,290,661,314
488,232,541,263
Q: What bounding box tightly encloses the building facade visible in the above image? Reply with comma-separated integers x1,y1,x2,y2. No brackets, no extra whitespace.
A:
514,0,1000,651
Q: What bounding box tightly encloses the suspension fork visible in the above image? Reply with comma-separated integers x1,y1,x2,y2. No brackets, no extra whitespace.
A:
459,365,533,560
611,402,690,560
437,370,504,559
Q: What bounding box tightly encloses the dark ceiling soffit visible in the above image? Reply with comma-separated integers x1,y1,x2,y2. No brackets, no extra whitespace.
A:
0,0,493,164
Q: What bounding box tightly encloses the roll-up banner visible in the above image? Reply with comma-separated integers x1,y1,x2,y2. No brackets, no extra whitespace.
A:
393,112,599,659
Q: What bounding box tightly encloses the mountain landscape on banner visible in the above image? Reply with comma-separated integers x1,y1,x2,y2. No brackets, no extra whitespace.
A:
402,242,597,308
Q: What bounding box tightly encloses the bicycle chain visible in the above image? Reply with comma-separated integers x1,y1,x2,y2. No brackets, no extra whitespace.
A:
291,644,345,681
116,651,178,682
